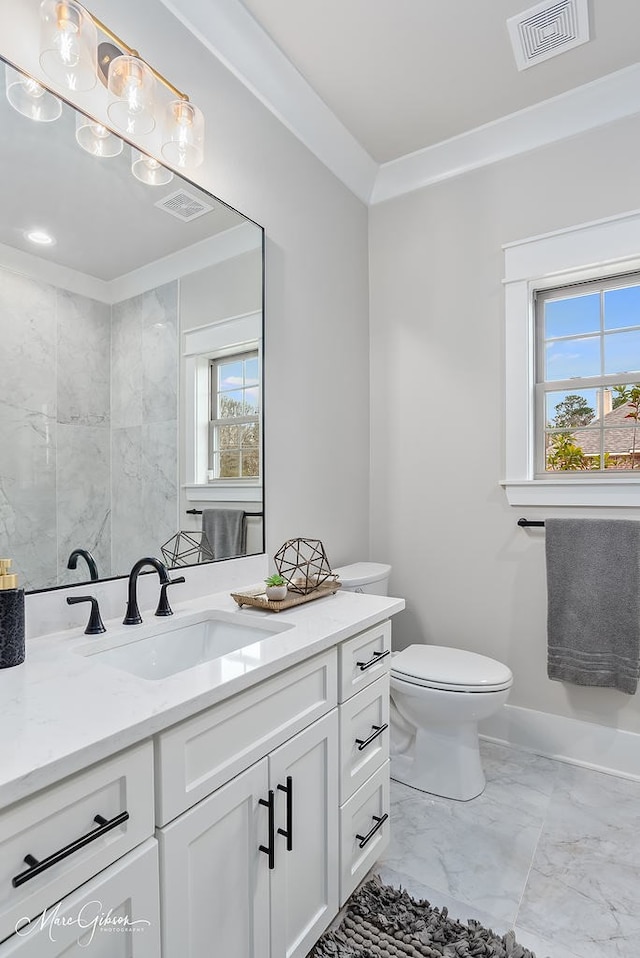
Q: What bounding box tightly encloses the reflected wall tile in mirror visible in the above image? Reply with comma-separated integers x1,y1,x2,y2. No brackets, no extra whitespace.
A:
0,268,57,411
140,420,178,558
111,425,144,573
56,423,111,586
0,404,57,590
141,282,178,425
57,291,111,426
111,298,143,430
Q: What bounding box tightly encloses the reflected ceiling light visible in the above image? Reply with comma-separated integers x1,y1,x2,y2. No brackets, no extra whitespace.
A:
25,229,55,245
161,99,204,170
4,64,62,122
131,148,174,186
75,111,123,157
39,0,97,92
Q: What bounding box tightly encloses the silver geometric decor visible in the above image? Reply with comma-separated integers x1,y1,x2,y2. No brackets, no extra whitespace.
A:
273,537,334,595
161,531,215,567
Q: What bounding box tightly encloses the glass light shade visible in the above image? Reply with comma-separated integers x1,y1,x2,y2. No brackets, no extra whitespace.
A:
39,0,97,92
75,112,123,157
161,99,204,170
107,55,155,135
131,148,174,186
5,65,62,122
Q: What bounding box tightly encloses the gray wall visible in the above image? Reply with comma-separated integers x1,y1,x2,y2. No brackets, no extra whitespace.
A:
369,113,640,735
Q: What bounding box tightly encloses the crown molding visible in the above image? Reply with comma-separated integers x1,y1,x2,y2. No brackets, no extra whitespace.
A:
158,0,378,204
159,2,640,207
371,63,640,204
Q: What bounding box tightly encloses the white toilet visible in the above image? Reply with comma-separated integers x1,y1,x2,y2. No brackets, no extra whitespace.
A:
335,562,513,802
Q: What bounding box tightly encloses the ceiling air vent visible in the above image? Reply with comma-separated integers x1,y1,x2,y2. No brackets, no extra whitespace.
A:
507,0,590,71
154,189,215,222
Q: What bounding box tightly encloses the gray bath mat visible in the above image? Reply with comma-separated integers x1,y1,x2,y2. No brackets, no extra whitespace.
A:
309,877,541,958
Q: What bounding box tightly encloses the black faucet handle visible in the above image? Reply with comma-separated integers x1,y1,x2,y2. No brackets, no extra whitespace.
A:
67,595,106,635
155,576,186,617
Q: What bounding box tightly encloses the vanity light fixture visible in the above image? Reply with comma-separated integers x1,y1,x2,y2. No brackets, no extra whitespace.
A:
38,1,205,169
131,148,174,186
4,64,62,122
75,111,123,157
39,0,98,92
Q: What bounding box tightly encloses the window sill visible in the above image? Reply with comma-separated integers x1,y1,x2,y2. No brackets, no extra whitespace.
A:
184,483,262,503
501,478,640,508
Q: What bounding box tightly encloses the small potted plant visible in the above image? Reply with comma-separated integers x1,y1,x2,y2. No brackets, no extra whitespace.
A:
264,573,288,601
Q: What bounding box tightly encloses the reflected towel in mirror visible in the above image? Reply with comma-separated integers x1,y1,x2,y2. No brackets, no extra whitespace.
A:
202,509,247,560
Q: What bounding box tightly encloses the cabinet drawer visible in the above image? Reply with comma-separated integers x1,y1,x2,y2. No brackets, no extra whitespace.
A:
0,741,154,945
0,838,160,956
339,675,389,803
339,761,390,907
339,622,391,703
156,650,337,825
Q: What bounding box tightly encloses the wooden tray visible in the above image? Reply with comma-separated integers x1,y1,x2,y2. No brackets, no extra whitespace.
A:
231,579,341,612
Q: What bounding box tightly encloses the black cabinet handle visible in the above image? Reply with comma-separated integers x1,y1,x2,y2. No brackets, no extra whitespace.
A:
259,790,275,869
355,813,389,849
356,649,390,671
12,811,129,888
355,723,388,752
277,776,293,851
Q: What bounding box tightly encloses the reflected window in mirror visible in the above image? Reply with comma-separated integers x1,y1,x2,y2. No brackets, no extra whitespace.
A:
209,349,260,482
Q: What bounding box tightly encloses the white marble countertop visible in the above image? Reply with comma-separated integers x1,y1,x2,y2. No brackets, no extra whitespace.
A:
0,587,404,811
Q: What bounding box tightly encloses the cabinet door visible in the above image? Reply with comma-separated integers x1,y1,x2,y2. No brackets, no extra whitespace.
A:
269,710,339,958
0,839,160,957
158,759,270,958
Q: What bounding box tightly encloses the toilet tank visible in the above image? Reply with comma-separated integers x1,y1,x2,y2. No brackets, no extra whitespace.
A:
333,562,391,595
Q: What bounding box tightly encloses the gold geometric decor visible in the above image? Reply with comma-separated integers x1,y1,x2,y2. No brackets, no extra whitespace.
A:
161,531,214,567
273,538,334,595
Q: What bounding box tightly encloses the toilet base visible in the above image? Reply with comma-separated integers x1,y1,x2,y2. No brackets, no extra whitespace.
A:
390,722,486,802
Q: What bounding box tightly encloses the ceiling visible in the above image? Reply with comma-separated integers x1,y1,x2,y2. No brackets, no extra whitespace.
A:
238,0,640,164
162,0,640,202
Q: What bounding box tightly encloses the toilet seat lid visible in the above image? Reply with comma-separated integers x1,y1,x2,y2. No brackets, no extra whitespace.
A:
391,645,513,692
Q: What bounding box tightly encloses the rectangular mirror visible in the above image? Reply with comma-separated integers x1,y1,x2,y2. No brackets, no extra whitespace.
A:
0,59,264,591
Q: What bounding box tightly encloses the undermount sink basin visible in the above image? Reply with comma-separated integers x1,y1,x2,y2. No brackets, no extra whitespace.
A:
76,610,294,681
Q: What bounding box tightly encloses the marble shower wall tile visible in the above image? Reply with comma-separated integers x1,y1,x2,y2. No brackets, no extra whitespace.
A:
57,290,111,426
111,422,177,572
0,268,58,588
111,283,178,570
56,424,111,586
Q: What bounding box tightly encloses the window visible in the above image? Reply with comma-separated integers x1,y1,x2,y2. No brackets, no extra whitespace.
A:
502,207,640,507
209,350,260,480
536,275,640,475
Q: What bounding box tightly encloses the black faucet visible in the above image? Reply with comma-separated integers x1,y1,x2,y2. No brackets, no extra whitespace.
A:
123,557,170,625
67,549,99,581
67,595,106,634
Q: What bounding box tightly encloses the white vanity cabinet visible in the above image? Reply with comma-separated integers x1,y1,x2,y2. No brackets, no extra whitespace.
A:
0,742,155,948
156,649,339,958
158,710,338,958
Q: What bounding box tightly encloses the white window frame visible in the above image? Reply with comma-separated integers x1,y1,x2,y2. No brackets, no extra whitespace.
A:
208,349,260,481
502,208,640,508
183,311,262,503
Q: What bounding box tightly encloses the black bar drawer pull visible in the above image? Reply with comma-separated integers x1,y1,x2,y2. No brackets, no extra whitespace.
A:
277,776,293,851
259,790,275,869
12,811,130,888
356,813,389,849
355,723,388,752
356,649,390,671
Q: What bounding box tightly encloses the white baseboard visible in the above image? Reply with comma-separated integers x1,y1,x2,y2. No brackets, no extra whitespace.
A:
479,704,640,782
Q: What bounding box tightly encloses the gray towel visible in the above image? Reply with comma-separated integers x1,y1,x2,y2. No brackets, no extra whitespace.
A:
201,509,247,560
546,518,640,694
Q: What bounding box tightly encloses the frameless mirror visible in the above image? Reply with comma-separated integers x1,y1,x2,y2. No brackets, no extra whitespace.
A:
0,59,264,591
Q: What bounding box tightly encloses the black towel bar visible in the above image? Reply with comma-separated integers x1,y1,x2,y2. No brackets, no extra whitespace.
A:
186,509,263,517
517,518,545,528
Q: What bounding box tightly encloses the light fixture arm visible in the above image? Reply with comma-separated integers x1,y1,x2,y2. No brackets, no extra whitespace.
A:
90,12,189,101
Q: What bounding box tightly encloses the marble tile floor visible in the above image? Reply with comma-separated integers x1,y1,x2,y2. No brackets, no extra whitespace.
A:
377,741,640,958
